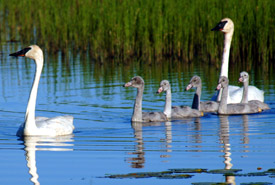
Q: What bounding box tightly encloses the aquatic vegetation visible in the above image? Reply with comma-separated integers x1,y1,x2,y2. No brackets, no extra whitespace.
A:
105,171,173,179
169,168,208,173
192,183,232,185
240,183,273,185
0,0,274,65
207,169,242,174
104,168,275,182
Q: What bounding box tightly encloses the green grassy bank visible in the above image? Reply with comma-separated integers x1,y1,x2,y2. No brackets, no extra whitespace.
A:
0,0,274,65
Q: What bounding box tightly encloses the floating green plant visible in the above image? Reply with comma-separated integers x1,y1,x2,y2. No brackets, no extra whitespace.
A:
208,169,242,174
240,182,273,185
105,171,173,179
104,167,275,182
192,183,231,185
169,168,208,173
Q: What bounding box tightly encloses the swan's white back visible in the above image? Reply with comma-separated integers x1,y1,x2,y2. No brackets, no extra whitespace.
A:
10,45,74,136
212,85,264,104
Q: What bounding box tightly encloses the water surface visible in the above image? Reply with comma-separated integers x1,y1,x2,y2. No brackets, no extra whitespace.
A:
0,43,275,184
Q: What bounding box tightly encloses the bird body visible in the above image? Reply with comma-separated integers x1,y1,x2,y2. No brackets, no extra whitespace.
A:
239,71,270,110
211,18,264,103
10,45,74,136
216,76,261,115
157,80,202,119
124,76,168,122
186,76,219,113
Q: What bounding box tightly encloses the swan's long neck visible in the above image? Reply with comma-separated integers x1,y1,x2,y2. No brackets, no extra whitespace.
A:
164,88,172,118
24,57,43,131
220,32,233,78
241,80,249,103
192,85,201,110
218,85,228,114
132,86,144,122
217,31,233,101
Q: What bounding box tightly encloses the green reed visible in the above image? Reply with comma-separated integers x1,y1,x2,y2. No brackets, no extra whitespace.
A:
0,0,274,65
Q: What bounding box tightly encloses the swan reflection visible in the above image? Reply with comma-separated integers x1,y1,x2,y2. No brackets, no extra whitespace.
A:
241,115,249,153
129,122,172,168
23,135,74,185
219,116,235,185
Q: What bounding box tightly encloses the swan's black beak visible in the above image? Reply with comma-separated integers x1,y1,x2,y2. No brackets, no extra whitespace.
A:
211,21,228,31
9,47,31,57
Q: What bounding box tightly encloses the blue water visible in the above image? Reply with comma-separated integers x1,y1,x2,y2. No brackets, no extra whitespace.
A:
0,44,275,185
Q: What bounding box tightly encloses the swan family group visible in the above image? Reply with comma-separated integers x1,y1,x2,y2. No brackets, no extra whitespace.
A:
8,18,269,137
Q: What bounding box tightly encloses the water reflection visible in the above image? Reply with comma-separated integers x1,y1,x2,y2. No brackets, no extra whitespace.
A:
23,136,74,185
192,118,202,152
163,122,172,156
129,122,145,168
241,115,249,153
218,116,235,185
129,122,172,168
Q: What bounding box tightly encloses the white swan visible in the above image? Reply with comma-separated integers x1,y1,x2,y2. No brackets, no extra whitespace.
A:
211,18,264,103
9,45,74,136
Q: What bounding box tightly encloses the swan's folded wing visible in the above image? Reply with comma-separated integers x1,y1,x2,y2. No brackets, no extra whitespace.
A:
142,112,167,122
35,116,49,122
249,100,270,110
200,101,219,112
172,106,202,118
36,115,74,135
227,103,259,114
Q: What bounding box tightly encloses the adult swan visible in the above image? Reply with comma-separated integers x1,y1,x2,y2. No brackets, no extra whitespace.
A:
211,18,264,103
10,45,74,136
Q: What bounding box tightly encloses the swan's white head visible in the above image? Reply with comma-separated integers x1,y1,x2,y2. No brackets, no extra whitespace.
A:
10,45,43,63
186,75,201,91
123,76,144,89
211,18,234,34
239,71,249,83
216,76,229,90
157,80,170,94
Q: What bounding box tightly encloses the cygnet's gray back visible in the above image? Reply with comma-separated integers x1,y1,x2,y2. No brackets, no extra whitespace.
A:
172,106,202,118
